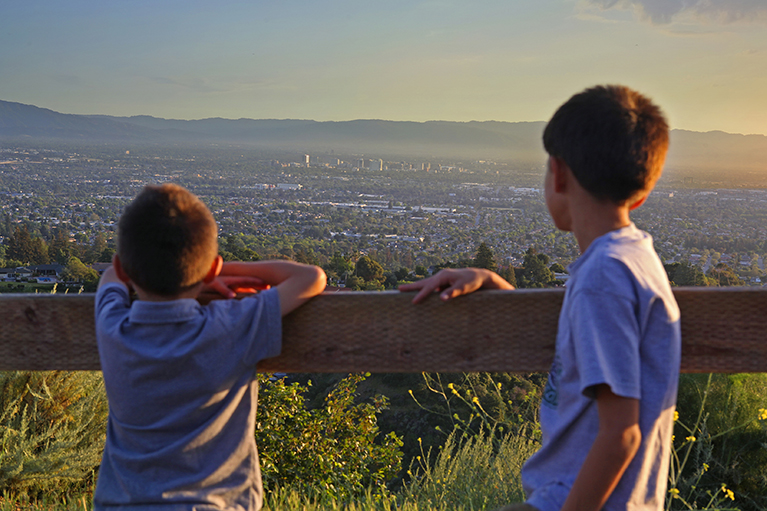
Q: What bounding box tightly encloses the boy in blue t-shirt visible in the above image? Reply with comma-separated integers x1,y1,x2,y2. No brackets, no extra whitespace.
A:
401,85,680,511
94,183,326,510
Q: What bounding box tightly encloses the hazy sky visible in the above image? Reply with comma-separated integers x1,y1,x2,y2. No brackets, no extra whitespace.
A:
2,1,766,135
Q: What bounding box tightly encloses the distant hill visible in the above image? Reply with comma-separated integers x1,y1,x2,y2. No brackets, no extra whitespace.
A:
1,99,766,176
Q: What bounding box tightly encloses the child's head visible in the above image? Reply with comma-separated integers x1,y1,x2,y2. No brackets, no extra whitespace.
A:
117,184,218,296
543,85,669,205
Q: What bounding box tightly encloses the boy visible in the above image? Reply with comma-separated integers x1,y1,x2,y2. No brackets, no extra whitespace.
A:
400,85,680,511
94,183,326,510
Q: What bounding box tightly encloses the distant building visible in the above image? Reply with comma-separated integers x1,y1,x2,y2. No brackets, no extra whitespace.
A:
277,183,302,190
303,154,310,166
369,159,383,171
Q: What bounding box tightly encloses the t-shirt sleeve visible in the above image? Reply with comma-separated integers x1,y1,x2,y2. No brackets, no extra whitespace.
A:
569,288,641,401
229,287,283,366
95,282,131,322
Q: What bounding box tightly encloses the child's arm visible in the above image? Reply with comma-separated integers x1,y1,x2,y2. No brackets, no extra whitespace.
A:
98,266,128,291
398,268,514,304
561,385,642,511
213,260,326,316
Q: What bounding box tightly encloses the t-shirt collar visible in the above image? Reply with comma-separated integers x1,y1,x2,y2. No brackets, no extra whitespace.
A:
567,222,639,276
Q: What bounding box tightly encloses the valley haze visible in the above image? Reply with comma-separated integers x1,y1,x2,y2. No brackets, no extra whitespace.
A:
1,100,766,181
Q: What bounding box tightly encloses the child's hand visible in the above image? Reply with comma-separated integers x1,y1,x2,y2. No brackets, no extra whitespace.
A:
398,268,513,304
203,276,269,299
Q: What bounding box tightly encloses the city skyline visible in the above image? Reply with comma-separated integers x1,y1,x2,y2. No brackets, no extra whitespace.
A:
2,1,766,136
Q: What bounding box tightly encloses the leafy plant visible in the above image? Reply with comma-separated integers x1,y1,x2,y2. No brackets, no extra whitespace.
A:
256,373,403,501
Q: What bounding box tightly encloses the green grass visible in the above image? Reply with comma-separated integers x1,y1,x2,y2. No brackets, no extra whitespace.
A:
0,282,84,294
0,493,92,511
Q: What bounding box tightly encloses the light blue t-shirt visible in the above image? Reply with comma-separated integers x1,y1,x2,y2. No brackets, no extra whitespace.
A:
523,224,681,511
94,283,282,511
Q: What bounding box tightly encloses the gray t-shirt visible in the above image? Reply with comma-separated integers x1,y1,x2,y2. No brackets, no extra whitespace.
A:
94,283,282,511
523,224,681,511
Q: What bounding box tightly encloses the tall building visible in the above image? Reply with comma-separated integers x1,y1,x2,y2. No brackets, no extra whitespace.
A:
370,159,383,171
303,154,310,166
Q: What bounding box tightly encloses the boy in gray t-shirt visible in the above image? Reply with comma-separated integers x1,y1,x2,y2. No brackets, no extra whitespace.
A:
94,184,326,510
401,85,680,511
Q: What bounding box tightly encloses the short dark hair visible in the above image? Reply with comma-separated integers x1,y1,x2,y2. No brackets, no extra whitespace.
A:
117,184,218,296
543,85,669,204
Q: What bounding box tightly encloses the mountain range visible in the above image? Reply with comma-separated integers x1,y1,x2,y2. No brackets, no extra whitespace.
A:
1,99,765,174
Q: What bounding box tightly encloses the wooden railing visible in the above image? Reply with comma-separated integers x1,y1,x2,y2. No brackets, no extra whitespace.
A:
1,288,765,373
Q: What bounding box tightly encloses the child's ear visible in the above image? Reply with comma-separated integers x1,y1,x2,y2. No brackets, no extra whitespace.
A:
112,254,132,284
203,255,224,284
549,156,569,193
629,194,648,210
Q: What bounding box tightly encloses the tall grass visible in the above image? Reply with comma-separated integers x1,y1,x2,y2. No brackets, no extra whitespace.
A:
0,371,107,500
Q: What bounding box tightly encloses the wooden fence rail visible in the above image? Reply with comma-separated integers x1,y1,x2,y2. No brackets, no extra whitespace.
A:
1,288,765,373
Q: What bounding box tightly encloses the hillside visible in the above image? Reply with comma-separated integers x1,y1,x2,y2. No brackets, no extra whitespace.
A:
1,99,766,176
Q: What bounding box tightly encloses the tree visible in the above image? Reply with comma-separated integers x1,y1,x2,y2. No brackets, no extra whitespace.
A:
7,225,34,264
665,262,711,287
326,253,355,283
221,235,260,262
49,230,72,264
61,256,100,288
549,262,567,274
29,236,49,265
515,248,555,288
473,242,497,272
707,263,745,287
85,233,107,264
394,267,411,281
355,255,384,282
498,266,517,287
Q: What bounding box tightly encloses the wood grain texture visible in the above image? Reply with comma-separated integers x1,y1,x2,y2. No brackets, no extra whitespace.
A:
0,288,764,373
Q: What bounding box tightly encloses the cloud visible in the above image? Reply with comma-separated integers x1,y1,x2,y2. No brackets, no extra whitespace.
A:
588,0,767,24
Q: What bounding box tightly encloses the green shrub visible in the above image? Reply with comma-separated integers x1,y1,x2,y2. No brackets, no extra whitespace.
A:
256,373,403,501
0,371,107,499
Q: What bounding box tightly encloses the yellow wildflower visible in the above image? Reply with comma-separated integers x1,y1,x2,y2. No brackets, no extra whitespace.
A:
673,410,679,422
758,408,767,421
703,463,709,472
722,484,735,501
669,488,680,498
685,435,696,443
472,397,480,405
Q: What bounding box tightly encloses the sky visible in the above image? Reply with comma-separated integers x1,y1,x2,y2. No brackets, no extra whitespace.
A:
2,0,766,135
